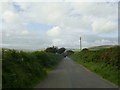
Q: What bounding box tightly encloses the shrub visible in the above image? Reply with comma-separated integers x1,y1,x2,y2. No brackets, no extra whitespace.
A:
2,49,63,88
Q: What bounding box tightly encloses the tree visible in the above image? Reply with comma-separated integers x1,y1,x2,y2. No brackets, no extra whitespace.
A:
45,46,58,53
57,48,66,54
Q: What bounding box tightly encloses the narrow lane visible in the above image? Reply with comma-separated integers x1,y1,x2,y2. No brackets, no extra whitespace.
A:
36,57,118,88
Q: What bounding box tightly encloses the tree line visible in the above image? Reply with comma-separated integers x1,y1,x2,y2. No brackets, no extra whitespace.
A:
45,46,74,56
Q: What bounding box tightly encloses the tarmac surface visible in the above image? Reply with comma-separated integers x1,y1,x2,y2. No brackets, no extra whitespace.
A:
36,57,118,88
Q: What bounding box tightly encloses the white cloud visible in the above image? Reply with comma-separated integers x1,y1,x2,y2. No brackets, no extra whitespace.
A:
92,18,117,33
21,30,29,35
47,26,61,36
71,2,117,18
1,2,118,49
0,2,14,15
1,3,20,24
94,39,117,45
14,2,118,31
52,39,64,46
22,2,69,25
2,10,20,23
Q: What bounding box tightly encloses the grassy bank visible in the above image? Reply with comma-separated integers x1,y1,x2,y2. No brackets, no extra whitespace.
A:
0,48,2,60
2,49,63,88
70,46,120,86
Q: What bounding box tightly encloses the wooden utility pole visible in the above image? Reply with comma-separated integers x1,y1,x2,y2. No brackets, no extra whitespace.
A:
80,37,82,51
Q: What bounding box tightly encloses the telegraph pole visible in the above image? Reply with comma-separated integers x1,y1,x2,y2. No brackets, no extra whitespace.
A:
80,37,82,51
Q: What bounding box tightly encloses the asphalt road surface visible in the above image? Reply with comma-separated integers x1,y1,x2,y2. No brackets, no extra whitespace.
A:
36,57,118,88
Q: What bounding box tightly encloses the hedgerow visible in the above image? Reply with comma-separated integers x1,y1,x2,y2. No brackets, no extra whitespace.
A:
70,46,120,85
2,49,63,88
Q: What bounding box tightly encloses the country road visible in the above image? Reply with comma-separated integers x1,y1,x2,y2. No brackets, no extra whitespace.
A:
35,57,118,88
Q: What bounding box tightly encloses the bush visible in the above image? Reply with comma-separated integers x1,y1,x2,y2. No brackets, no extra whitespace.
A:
2,49,63,88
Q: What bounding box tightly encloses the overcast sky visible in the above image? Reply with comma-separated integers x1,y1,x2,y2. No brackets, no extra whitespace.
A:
0,0,118,49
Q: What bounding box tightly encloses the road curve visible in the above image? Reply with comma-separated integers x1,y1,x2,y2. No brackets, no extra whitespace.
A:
35,57,118,88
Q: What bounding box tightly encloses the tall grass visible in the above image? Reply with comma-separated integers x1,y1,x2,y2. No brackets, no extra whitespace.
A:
70,46,120,86
2,49,63,88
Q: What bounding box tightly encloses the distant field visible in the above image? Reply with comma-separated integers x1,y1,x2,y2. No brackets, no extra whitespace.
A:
89,46,113,50
72,49,81,52
72,45,117,52
88,45,116,50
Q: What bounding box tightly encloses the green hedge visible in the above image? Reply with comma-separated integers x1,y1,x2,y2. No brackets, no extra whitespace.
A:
70,46,120,86
2,49,63,88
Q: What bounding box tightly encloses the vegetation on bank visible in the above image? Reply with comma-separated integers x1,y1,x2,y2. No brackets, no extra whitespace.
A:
2,48,63,88
0,48,2,60
70,46,120,86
